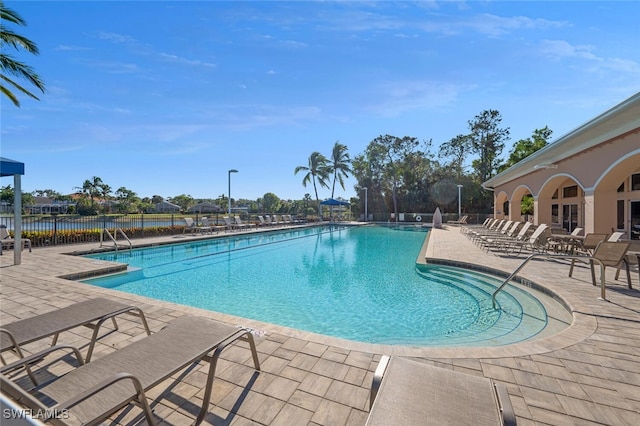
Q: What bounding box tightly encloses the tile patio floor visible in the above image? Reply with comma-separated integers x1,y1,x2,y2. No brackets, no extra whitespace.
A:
1,225,639,425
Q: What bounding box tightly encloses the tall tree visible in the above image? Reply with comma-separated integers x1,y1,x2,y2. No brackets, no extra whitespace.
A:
294,152,330,218
359,135,421,221
439,134,471,179
327,141,351,198
499,126,552,172
468,110,510,183
0,1,45,106
467,110,510,210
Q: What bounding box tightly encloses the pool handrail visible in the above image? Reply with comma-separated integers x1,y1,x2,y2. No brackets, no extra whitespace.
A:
492,253,607,309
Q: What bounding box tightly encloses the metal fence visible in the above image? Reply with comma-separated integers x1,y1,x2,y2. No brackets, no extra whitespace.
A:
0,211,492,248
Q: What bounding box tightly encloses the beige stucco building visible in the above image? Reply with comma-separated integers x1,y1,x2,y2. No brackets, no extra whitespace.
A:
483,92,640,240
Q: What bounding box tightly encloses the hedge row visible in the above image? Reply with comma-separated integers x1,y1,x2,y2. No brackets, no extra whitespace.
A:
18,226,183,247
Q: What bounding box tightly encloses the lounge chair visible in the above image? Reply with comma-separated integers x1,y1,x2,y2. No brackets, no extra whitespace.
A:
447,215,468,225
222,216,237,232
482,222,532,252
1,298,151,365
183,217,211,235
477,222,521,249
607,231,624,242
367,356,516,426
470,220,511,244
0,225,32,255
461,218,493,236
201,217,224,233
501,224,550,256
235,215,256,230
1,315,261,426
270,214,282,226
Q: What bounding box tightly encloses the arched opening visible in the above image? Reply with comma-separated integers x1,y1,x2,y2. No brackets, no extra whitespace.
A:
538,174,585,232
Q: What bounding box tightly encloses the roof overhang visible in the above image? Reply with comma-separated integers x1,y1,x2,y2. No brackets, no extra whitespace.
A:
483,92,640,189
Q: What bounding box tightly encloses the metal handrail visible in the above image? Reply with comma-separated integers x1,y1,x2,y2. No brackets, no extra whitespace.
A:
100,228,132,252
492,253,606,309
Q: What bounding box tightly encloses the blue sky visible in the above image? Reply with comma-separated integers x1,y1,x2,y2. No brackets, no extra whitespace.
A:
2,1,639,202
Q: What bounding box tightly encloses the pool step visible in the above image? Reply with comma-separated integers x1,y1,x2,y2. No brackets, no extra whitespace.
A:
415,265,548,346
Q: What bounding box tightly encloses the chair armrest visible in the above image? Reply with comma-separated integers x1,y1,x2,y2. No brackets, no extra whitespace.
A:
0,344,85,375
56,372,157,425
494,382,517,426
369,355,390,409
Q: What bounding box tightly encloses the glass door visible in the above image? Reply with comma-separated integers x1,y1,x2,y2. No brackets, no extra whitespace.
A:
631,201,640,240
562,204,578,233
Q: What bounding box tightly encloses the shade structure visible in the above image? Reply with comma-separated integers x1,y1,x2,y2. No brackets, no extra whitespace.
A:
0,157,25,265
320,198,350,206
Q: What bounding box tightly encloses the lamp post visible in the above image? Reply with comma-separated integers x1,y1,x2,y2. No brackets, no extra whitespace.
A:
228,169,238,216
457,184,463,219
363,187,368,222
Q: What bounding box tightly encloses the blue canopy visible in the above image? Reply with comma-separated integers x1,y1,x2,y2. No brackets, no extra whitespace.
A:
0,157,25,176
320,198,350,206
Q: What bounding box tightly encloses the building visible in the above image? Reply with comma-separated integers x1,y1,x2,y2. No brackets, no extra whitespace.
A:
154,201,181,213
483,92,640,240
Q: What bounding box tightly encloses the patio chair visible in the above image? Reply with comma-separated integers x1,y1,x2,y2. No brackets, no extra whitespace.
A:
567,233,609,276
367,356,516,426
0,298,151,366
616,240,640,286
0,225,32,255
568,241,632,289
1,315,261,426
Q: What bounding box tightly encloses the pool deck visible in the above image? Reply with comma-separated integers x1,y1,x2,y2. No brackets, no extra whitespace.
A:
1,224,639,425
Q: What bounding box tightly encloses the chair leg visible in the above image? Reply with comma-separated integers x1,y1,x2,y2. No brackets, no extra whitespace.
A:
590,260,598,286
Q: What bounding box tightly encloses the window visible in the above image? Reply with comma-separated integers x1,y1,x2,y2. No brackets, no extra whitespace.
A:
552,189,558,199
617,182,625,192
551,204,559,224
503,200,509,215
632,173,640,191
617,200,625,230
563,185,578,198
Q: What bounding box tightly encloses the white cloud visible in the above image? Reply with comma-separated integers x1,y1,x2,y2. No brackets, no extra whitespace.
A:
96,31,136,44
159,53,217,69
368,80,467,117
539,39,640,73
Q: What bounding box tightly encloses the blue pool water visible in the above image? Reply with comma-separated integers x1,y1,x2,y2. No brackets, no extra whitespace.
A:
83,225,564,346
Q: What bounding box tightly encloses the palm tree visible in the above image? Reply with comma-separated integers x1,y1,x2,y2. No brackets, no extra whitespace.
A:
1,1,45,107
294,152,329,218
76,176,107,213
328,141,351,198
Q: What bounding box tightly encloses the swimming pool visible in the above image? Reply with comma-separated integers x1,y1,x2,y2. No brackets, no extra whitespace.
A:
83,225,571,346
